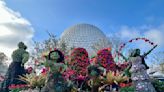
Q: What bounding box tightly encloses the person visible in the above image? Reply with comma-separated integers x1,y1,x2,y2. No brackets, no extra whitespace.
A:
41,49,68,92
118,45,157,92
1,42,29,92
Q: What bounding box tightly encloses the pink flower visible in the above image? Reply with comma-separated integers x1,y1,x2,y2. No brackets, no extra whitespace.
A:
63,69,75,79
34,60,39,65
41,68,47,75
27,67,33,74
9,84,28,89
76,75,86,80
19,84,26,88
0,75,4,82
9,84,16,89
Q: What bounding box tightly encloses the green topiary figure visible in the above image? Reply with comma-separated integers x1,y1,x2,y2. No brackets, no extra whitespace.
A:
1,42,29,92
41,49,69,92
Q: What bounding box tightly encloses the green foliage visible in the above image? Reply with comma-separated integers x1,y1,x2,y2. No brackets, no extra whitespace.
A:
152,79,164,92
9,88,22,92
119,86,135,92
0,52,8,75
0,52,7,62
87,65,101,77
123,67,131,77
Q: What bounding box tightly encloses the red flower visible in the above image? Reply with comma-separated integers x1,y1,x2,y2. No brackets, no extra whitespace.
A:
76,74,86,80
59,66,63,72
8,84,27,89
129,40,133,42
109,63,115,67
9,84,16,89
19,84,26,88
95,48,116,71
63,69,75,79
119,83,132,88
119,83,127,87
69,48,89,77
145,39,149,42
41,68,47,75
27,67,33,74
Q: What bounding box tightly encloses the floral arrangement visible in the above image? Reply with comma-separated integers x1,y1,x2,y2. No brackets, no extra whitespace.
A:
68,48,90,78
5,37,159,92
24,47,133,92
9,84,28,92
105,71,129,85
97,70,131,92
95,48,117,71
18,73,46,89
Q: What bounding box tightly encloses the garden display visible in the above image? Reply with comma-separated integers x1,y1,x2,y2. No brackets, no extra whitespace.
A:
0,38,163,92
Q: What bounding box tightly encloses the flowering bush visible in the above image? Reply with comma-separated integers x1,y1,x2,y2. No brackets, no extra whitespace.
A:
68,48,90,78
9,84,28,92
95,48,117,71
63,69,76,80
117,62,129,71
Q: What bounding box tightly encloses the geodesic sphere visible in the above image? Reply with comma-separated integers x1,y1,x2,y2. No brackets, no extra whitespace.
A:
60,23,107,55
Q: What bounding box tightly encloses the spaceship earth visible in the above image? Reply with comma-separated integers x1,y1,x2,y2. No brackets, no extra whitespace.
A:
60,23,107,56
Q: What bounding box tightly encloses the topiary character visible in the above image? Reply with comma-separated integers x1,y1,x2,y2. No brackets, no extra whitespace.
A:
1,42,29,92
118,45,157,92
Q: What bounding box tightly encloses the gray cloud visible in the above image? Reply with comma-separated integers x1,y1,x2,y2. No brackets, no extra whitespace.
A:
0,23,34,48
0,0,34,58
118,25,164,47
